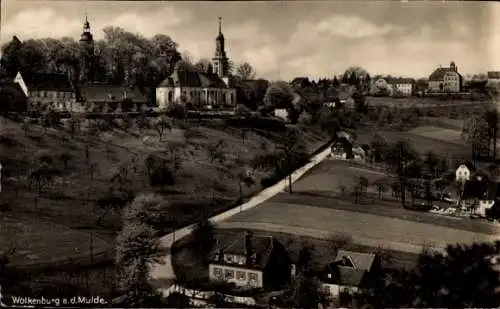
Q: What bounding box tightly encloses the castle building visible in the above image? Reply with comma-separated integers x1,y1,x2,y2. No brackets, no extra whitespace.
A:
156,17,237,109
428,61,463,93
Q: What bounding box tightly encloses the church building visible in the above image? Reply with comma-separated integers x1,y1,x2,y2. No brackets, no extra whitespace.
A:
156,17,237,109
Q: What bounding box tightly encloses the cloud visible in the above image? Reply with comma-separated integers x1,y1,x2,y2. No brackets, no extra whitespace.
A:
2,6,192,42
314,15,402,39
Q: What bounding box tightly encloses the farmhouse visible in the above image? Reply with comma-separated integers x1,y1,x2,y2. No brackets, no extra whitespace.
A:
156,18,236,109
428,61,463,93
208,231,290,289
13,71,77,111
320,250,378,302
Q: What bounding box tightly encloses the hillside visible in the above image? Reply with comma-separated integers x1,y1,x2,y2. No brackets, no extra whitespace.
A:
0,115,330,268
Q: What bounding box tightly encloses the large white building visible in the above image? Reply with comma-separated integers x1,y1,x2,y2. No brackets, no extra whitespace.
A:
156,18,236,109
428,61,463,93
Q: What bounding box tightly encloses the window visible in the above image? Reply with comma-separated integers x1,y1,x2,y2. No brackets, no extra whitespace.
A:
248,272,258,282
224,255,233,263
213,267,222,278
236,271,246,281
225,269,235,279
168,92,173,103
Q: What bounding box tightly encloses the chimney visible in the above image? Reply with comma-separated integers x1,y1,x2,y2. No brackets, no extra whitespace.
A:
244,230,253,261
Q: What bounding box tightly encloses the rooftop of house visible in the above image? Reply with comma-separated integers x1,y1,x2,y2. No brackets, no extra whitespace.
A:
429,67,462,81
388,77,416,85
462,180,500,200
321,250,376,287
158,66,228,89
17,71,74,92
488,71,500,79
209,232,275,270
79,84,147,103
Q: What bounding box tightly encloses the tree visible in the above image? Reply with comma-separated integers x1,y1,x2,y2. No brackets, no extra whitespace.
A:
28,165,60,210
386,140,418,207
235,62,256,81
356,241,500,308
423,150,439,178
165,292,190,308
278,128,307,194
207,139,227,164
370,134,388,162
484,109,498,160
58,151,72,169
264,81,295,109
190,219,215,263
237,167,255,202
115,220,163,306
193,58,212,73
95,190,134,225
357,176,369,196
374,179,388,199
153,115,172,141
462,115,489,166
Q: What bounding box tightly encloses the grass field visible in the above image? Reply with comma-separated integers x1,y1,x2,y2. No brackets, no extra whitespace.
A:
0,116,328,268
357,129,471,160
223,201,498,253
367,96,490,109
293,160,388,193
408,126,463,144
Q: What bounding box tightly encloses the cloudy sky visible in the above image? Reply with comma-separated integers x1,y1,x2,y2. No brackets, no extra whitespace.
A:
1,1,499,80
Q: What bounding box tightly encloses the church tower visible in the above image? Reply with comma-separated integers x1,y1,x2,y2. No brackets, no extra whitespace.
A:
79,14,94,83
212,17,229,78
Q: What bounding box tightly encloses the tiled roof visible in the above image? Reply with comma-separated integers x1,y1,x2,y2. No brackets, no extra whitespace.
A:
388,77,416,85
335,250,376,270
20,72,74,92
429,67,461,81
79,84,147,103
488,71,500,79
209,232,274,270
158,67,227,89
462,180,489,199
321,250,376,287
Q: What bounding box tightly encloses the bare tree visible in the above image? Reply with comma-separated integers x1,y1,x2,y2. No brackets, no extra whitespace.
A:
235,62,256,81
207,139,227,164
29,165,60,211
88,162,97,180
153,115,172,141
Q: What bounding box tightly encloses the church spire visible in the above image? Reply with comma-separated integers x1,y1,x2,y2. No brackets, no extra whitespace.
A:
83,13,90,32
218,16,222,34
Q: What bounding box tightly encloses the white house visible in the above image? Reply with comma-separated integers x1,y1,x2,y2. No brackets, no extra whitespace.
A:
274,108,289,122
320,250,377,301
389,78,415,96
455,164,471,183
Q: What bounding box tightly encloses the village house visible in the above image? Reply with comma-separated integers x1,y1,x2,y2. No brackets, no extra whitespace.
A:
461,180,499,216
428,61,463,93
487,71,500,89
208,231,290,289
156,18,236,109
320,250,378,303
79,84,148,112
389,77,415,97
13,71,77,111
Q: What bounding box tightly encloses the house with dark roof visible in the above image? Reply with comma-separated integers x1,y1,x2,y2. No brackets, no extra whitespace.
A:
461,180,500,216
78,83,147,112
13,71,77,111
0,80,28,113
320,250,378,301
156,18,237,110
208,231,290,289
428,61,463,93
